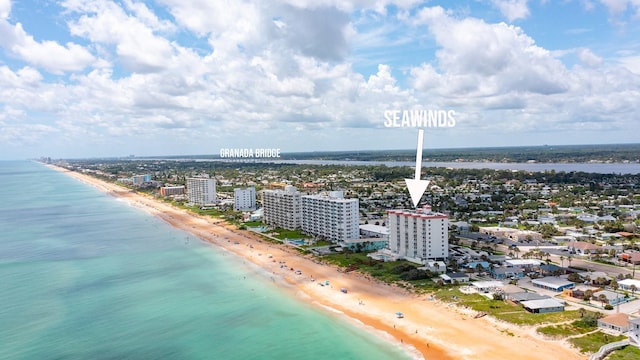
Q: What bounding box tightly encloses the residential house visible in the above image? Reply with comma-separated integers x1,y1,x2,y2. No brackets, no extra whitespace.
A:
440,272,470,284
521,298,565,313
619,252,640,265
471,281,504,293
562,285,599,300
591,289,626,306
597,313,630,334
420,261,447,274
504,259,542,270
618,278,640,293
568,241,601,256
507,292,549,303
532,277,574,292
539,264,562,276
491,267,524,280
464,261,491,272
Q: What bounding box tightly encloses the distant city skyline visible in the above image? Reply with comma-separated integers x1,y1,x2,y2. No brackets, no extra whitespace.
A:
1,0,639,160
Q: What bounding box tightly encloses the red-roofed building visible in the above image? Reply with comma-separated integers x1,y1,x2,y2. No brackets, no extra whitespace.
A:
619,252,640,265
568,241,601,256
597,313,630,334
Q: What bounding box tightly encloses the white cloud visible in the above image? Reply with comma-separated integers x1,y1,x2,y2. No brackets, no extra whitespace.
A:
411,7,569,97
1,0,640,158
65,0,176,73
405,5,640,137
577,48,603,67
0,0,10,20
617,55,640,74
491,0,530,21
0,21,95,74
598,0,635,14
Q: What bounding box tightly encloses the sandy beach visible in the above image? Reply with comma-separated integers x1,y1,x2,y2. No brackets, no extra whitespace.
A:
54,165,587,360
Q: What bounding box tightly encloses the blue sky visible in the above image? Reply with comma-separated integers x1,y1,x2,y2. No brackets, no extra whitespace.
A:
0,0,639,160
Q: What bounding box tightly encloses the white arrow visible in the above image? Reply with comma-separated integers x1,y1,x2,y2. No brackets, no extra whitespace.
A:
404,129,430,208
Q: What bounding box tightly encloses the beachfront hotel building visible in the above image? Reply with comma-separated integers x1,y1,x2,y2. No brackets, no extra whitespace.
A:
186,177,217,206
160,185,185,196
234,187,256,211
262,185,302,230
301,191,359,242
132,174,151,186
387,206,449,264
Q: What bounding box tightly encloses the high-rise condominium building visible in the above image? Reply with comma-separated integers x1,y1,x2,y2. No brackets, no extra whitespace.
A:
387,206,448,264
234,187,256,211
301,191,359,242
132,174,151,185
262,185,302,230
186,177,217,205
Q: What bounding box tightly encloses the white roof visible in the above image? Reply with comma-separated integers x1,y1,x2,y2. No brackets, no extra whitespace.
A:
532,277,574,289
505,259,542,266
472,281,504,289
358,224,390,234
521,298,565,309
619,279,640,287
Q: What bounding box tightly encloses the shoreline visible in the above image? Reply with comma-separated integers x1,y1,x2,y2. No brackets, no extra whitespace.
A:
50,164,587,360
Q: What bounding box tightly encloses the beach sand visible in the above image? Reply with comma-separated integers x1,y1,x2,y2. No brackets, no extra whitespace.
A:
54,165,587,360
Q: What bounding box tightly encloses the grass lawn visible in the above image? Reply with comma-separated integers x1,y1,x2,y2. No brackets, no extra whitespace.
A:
536,319,597,338
495,309,584,326
270,228,307,240
320,253,442,284
322,253,398,281
568,331,627,353
322,252,373,267
607,345,640,360
432,289,594,326
310,240,333,247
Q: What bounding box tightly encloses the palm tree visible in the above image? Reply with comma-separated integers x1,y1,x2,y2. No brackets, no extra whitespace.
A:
567,255,573,268
630,284,637,296
578,308,586,318
584,289,594,302
611,278,619,291
560,255,565,268
598,294,608,307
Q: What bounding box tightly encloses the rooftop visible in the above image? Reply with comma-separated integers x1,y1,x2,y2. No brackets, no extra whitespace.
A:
471,281,504,289
520,298,565,309
509,292,550,302
359,224,390,234
598,313,629,328
532,277,574,288
386,206,448,219
618,278,640,288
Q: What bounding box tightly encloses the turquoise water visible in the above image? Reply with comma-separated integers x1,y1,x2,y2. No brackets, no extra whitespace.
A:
0,161,411,360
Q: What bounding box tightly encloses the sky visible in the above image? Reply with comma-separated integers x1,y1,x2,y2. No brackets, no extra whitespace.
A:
0,0,639,160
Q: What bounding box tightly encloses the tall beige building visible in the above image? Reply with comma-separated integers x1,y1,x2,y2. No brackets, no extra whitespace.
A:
186,177,217,205
387,206,448,264
262,185,302,230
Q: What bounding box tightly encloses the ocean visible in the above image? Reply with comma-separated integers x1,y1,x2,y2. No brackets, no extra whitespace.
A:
0,161,412,360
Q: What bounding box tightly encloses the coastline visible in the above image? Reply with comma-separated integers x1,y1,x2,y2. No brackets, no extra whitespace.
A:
50,165,587,360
